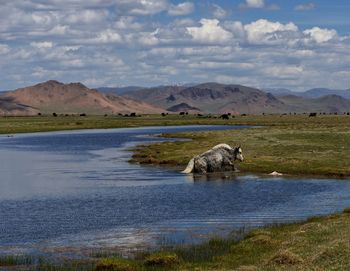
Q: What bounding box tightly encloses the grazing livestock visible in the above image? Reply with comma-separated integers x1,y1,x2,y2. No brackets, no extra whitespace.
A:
220,114,230,120
182,144,244,174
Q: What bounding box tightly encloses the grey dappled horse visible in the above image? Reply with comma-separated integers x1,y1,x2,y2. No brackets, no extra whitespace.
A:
181,144,244,174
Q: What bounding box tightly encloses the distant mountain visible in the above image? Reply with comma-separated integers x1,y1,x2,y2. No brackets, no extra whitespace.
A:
3,80,163,115
167,102,200,112
263,88,296,96
301,88,350,100
279,94,350,113
0,96,38,116
124,82,286,114
98,86,144,96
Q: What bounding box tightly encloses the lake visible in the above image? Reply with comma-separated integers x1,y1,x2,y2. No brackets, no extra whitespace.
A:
1,125,350,257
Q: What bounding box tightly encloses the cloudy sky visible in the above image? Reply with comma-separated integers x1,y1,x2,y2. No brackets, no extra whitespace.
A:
1,0,350,91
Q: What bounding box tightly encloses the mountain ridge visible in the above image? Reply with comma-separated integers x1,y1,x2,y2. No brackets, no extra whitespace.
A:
1,80,163,115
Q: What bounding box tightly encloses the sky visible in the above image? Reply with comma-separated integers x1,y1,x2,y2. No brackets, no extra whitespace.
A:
1,0,350,91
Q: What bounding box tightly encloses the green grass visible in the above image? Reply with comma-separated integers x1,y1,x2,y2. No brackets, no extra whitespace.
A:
131,115,350,177
0,254,34,267
0,114,236,134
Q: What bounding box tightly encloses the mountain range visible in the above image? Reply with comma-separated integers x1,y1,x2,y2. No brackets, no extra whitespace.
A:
1,80,349,116
122,83,350,114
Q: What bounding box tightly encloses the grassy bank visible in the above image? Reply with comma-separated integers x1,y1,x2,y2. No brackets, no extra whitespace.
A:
3,209,350,270
0,114,236,134
131,115,350,177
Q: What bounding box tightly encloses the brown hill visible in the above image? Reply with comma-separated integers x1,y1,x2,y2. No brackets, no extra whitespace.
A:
4,80,163,114
124,82,286,114
0,96,39,116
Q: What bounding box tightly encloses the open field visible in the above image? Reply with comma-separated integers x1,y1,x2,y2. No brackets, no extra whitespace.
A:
132,115,350,177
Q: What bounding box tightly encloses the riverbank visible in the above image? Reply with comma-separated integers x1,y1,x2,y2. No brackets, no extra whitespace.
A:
131,115,350,177
0,114,241,134
2,209,350,270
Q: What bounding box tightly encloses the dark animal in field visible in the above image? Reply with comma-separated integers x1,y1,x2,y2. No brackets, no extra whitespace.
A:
182,144,244,174
309,112,317,117
220,114,230,120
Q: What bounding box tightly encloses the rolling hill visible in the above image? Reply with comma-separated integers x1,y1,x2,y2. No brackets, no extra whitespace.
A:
2,80,163,115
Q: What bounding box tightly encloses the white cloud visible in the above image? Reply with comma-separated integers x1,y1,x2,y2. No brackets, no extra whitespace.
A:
30,41,54,49
137,29,160,46
168,2,194,16
187,19,233,44
240,0,265,9
211,4,228,19
244,19,298,44
303,27,337,43
65,9,107,24
94,29,123,44
0,44,11,55
295,3,316,11
119,0,169,16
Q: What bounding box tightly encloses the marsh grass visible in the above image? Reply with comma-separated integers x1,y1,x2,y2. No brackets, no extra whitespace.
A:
0,254,34,266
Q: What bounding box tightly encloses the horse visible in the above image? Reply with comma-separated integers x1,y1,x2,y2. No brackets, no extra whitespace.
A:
181,144,244,174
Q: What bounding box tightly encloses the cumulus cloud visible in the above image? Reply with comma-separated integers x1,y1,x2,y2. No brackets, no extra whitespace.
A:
240,0,265,9
244,19,298,44
94,29,123,44
187,19,233,44
303,27,337,43
168,2,194,16
295,3,316,11
30,41,54,49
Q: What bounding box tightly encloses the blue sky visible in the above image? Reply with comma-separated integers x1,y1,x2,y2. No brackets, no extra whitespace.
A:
1,0,350,91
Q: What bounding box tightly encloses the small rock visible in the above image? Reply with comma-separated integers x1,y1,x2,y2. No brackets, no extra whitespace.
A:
269,171,283,176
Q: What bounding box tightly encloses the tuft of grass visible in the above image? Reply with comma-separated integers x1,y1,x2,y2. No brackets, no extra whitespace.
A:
144,252,179,267
95,258,138,271
267,249,303,265
0,255,34,266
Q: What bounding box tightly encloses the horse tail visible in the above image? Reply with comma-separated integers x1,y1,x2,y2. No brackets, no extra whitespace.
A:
181,158,195,173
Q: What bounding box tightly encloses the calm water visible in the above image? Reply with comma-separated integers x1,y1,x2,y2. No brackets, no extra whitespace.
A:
1,125,350,256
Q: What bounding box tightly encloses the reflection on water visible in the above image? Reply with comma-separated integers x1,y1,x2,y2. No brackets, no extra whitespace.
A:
0,125,350,257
